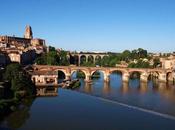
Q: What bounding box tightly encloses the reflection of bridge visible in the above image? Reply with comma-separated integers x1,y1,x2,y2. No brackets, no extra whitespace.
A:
31,65,174,86
70,52,108,65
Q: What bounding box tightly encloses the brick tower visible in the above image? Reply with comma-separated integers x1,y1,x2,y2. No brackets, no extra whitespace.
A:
24,25,33,39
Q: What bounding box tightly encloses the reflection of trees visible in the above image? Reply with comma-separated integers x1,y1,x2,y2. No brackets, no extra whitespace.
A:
5,98,34,129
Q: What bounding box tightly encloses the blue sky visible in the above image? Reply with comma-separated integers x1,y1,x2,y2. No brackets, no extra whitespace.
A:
0,0,175,52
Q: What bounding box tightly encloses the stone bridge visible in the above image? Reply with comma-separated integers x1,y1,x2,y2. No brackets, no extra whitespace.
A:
31,65,174,86
70,53,108,65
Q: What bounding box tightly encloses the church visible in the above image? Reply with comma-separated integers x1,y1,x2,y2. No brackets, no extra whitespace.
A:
0,25,45,48
0,25,47,66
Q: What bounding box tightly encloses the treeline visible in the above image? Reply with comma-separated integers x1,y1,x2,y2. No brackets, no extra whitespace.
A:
35,46,69,66
80,48,150,67
35,47,160,68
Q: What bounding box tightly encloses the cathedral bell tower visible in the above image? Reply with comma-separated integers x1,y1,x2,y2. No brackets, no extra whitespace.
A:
24,25,33,39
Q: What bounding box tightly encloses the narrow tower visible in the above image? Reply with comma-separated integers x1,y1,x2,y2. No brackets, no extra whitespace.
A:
24,25,33,39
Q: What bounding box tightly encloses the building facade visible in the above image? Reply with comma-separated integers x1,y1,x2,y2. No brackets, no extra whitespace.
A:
0,25,47,65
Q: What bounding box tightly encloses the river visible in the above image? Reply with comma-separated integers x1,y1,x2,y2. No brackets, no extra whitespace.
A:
1,72,175,130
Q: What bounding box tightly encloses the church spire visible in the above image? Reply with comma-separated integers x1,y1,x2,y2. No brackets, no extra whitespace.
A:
24,25,33,39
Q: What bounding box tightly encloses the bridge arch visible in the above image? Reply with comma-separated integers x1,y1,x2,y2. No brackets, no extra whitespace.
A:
54,69,67,81
87,55,94,64
166,71,174,81
90,70,106,81
71,69,90,81
147,71,159,81
95,55,102,65
128,70,148,82
80,55,87,65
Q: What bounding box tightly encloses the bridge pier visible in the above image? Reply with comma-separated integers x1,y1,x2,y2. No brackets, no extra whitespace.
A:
104,74,110,82
54,77,58,85
159,73,167,82
65,74,71,80
122,72,129,82
140,73,148,82
85,74,91,82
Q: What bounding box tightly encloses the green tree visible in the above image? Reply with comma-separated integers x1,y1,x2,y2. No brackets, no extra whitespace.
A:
153,58,160,68
4,63,22,81
128,59,150,68
48,46,56,52
58,50,70,66
121,50,131,61
4,63,35,97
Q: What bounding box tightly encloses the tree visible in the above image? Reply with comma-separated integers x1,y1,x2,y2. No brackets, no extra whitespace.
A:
35,56,46,65
153,58,160,68
128,59,150,68
48,46,56,52
4,63,35,97
121,50,131,62
4,63,22,81
138,48,147,58
58,50,70,66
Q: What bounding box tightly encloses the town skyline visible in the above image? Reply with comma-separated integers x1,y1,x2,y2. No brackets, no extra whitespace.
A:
0,0,174,53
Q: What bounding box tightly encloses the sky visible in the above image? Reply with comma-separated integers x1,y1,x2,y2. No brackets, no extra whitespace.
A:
0,0,175,53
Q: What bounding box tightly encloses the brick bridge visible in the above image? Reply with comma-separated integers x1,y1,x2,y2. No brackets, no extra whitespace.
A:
70,52,108,65
31,65,174,86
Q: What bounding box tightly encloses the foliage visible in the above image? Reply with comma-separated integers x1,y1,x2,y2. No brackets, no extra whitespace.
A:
4,63,22,81
4,63,35,97
58,50,70,66
128,59,150,68
76,71,85,78
35,46,69,66
153,58,161,68
79,48,148,67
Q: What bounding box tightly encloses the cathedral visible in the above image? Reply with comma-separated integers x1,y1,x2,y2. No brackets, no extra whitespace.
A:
0,25,47,66
0,25,45,48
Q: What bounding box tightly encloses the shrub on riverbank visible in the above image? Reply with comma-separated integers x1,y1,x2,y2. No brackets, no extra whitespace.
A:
0,63,36,121
4,63,36,98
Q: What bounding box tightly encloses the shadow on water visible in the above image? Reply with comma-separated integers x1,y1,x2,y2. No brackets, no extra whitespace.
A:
0,98,35,130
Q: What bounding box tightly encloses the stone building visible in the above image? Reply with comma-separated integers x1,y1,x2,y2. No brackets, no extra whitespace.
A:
0,25,47,65
160,55,175,69
24,25,33,39
0,25,46,52
5,49,36,65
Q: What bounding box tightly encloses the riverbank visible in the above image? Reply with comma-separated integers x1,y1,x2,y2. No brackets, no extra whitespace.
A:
1,88,175,130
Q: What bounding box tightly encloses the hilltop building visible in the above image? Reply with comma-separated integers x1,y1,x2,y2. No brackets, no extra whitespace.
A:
0,25,47,66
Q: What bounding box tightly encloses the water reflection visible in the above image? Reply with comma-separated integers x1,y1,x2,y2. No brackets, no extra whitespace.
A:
102,82,111,94
120,82,129,94
76,73,175,116
138,82,148,94
0,98,34,129
84,82,93,93
36,86,58,96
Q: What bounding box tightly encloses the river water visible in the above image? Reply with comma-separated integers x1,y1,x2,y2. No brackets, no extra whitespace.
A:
1,72,175,130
